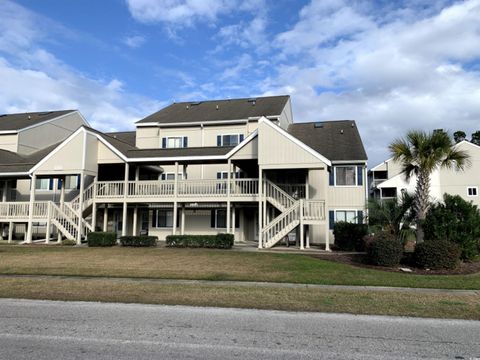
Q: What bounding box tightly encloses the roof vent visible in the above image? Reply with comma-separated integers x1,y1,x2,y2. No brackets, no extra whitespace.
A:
351,122,355,127
314,122,324,128
186,105,189,110
216,105,219,110
248,98,256,105
340,129,344,134
28,115,31,120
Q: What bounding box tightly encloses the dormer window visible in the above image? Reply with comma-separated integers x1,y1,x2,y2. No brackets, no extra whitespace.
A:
217,134,244,147
162,136,188,149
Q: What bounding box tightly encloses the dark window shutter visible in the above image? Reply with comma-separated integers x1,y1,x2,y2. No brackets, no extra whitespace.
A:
176,209,179,228
357,166,363,186
235,212,240,228
329,169,335,186
183,137,188,148
329,210,335,230
152,210,157,228
217,135,221,146
160,174,165,180
162,137,166,148
357,210,364,224
217,172,221,179
239,134,244,142
57,179,62,190
49,179,54,190
210,210,216,228
76,175,81,190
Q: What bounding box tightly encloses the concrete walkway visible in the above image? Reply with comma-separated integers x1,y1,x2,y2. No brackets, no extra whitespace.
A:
1,274,478,295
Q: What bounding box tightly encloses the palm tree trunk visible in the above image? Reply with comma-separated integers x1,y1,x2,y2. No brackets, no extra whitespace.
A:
414,169,430,244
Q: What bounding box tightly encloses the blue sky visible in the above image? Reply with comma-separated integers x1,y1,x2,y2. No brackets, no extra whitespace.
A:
1,0,480,165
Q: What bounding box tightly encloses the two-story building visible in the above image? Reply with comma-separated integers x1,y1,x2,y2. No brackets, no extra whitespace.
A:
0,96,368,249
369,140,480,206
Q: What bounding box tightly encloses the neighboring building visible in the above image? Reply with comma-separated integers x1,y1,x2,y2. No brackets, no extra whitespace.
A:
369,140,480,207
0,96,368,249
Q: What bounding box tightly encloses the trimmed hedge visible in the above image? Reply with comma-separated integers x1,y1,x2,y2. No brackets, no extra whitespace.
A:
120,236,158,247
333,222,368,251
166,234,234,249
87,232,117,247
414,239,460,270
366,232,404,267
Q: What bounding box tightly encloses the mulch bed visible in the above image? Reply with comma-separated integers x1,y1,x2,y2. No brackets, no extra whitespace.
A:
311,252,480,275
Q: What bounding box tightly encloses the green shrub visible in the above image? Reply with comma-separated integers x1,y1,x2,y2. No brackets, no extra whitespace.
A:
333,222,368,251
414,239,460,270
424,194,480,260
366,232,404,267
120,236,158,247
61,239,76,246
165,234,234,249
87,232,117,247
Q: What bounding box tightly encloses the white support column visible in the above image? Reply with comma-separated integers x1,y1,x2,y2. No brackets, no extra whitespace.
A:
324,167,331,252
26,173,36,244
132,206,138,236
122,163,129,237
300,199,304,250
226,159,231,234
77,172,85,245
172,162,179,236
258,167,263,248
306,225,310,249
45,202,51,244
58,176,65,242
231,205,236,236
8,222,13,243
91,202,97,232
180,204,185,235
325,223,330,251
262,179,267,227
103,206,108,232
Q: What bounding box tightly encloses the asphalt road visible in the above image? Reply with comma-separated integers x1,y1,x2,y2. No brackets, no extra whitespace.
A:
0,299,479,359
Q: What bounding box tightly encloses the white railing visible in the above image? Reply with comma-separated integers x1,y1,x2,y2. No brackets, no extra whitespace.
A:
178,179,228,197
127,180,175,197
277,183,306,199
0,201,49,219
302,200,326,220
96,181,125,198
50,202,78,240
230,179,258,197
70,182,96,211
264,180,295,209
262,201,300,247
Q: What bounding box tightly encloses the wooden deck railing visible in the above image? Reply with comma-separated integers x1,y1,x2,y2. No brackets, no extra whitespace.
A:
0,201,50,219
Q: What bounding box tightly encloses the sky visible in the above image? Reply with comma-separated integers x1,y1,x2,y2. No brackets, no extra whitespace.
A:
0,0,479,166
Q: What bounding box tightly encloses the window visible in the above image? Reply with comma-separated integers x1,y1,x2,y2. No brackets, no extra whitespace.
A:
152,210,173,228
217,134,244,147
467,187,478,197
65,175,79,190
160,173,183,180
162,136,187,149
335,166,356,186
210,209,240,229
216,171,243,179
35,178,52,191
336,210,357,223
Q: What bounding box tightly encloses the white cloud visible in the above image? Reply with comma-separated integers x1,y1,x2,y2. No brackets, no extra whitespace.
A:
123,35,146,48
0,0,163,131
125,0,236,26
263,0,480,165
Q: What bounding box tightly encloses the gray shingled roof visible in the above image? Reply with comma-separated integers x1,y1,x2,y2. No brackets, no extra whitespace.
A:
0,110,75,131
127,146,234,159
287,120,368,161
0,142,61,174
136,95,290,125
85,127,137,156
105,131,136,146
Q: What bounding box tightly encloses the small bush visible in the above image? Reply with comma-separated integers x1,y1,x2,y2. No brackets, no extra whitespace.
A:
165,234,234,249
61,239,76,246
333,222,368,251
414,239,460,270
120,236,157,247
366,232,404,267
87,232,117,247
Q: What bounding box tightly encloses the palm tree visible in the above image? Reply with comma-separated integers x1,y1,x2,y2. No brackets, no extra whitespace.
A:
389,130,470,243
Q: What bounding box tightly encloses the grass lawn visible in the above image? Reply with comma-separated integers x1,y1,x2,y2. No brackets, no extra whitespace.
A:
0,277,479,320
1,246,480,289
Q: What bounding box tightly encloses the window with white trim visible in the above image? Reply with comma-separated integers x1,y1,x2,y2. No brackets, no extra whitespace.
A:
467,187,478,197
162,136,187,149
216,171,243,179
213,209,226,229
160,173,184,180
335,210,357,223
35,178,52,191
65,175,79,190
217,134,244,147
335,166,356,186
152,210,173,228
